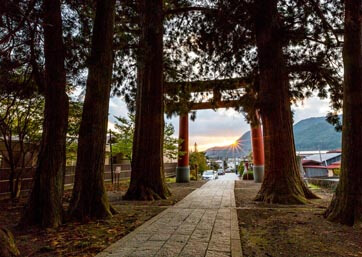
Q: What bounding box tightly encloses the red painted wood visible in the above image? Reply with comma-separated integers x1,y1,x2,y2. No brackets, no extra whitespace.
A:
251,124,264,166
178,114,189,167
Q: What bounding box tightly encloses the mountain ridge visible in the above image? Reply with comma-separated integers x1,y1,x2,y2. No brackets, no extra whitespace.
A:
205,116,342,158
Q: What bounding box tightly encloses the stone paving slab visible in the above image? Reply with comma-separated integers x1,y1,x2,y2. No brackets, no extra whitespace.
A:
96,176,242,257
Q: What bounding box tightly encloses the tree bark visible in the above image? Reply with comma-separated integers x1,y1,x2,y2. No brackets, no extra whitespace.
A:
253,0,318,204
324,0,362,226
68,0,116,221
124,0,170,200
0,228,20,257
19,0,68,228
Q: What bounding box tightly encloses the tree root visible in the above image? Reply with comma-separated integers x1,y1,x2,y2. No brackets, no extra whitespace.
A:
254,191,307,205
302,181,320,199
109,205,118,215
124,184,170,201
324,194,362,227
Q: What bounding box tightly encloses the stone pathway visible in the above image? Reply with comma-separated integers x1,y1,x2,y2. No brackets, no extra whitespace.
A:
97,177,242,257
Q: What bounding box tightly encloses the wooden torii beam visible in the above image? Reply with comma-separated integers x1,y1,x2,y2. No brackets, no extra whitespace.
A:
165,78,248,111
165,78,264,183
190,100,241,110
164,78,249,93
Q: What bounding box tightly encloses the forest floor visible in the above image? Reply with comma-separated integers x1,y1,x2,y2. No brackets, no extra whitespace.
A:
235,180,362,257
0,179,205,257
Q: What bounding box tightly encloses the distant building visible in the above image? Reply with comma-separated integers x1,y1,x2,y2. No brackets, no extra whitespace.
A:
301,151,342,178
303,152,341,166
296,150,328,158
215,160,224,169
303,165,329,178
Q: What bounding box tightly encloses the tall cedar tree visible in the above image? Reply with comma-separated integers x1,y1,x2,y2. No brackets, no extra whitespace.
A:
163,0,342,204
124,0,171,200
19,0,69,227
324,0,362,226
68,0,116,220
253,0,318,204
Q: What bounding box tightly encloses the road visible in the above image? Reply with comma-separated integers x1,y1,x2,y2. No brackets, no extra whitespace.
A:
218,172,240,181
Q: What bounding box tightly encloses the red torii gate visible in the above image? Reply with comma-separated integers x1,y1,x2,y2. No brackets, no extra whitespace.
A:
165,79,265,183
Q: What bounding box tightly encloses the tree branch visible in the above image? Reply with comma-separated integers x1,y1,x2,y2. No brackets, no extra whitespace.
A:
305,0,342,45
164,6,216,18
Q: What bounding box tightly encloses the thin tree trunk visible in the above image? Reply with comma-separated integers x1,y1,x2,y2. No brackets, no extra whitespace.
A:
124,0,170,200
19,0,68,228
9,166,15,199
68,0,116,221
253,0,318,204
14,171,22,200
2,137,16,200
324,0,362,226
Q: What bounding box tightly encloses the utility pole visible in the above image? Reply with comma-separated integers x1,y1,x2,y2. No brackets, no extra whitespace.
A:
234,150,237,174
109,129,114,184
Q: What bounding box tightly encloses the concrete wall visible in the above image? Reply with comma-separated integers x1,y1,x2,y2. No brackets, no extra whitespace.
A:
307,178,339,190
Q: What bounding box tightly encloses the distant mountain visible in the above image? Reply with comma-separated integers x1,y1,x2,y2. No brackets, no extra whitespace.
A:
293,116,342,151
205,116,342,159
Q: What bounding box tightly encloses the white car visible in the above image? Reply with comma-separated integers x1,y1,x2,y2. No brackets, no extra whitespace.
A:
202,170,217,180
217,169,225,175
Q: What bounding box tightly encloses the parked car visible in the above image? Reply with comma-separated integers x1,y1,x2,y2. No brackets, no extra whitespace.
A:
217,169,225,175
202,170,217,180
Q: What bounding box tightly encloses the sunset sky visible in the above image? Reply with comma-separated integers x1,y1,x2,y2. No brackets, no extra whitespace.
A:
108,95,331,152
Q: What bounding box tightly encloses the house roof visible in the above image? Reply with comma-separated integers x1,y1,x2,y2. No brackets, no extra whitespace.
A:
326,161,341,169
304,152,341,163
302,160,321,166
303,165,328,169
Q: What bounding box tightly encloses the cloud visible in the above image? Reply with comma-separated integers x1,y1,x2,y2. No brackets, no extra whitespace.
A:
166,109,250,151
292,96,330,123
108,97,129,121
108,95,333,151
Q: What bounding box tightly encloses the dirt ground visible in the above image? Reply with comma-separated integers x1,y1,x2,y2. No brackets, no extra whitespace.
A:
234,180,362,257
0,179,205,257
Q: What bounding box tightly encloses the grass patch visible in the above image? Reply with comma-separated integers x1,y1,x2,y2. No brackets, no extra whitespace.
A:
308,183,320,190
166,177,176,183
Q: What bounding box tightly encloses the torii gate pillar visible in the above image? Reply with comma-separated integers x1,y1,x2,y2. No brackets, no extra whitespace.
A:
176,113,190,182
251,121,264,183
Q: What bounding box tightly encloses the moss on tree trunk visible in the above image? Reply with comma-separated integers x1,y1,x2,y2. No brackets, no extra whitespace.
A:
124,0,170,200
19,0,68,228
68,0,116,221
324,0,362,226
253,0,318,204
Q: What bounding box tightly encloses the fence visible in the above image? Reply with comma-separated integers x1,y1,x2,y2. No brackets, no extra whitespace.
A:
0,163,177,198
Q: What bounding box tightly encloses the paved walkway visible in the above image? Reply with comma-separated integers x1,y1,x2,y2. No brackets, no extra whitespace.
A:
97,174,242,257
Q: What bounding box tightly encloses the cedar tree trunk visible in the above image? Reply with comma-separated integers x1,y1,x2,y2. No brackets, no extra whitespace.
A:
124,0,170,200
324,0,362,226
68,0,116,221
253,0,318,204
20,0,68,228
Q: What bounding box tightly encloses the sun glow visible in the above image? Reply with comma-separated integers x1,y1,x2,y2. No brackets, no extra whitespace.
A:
189,137,241,152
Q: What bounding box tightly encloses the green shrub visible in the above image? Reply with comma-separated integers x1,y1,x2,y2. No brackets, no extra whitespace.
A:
332,168,341,176
242,170,254,180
